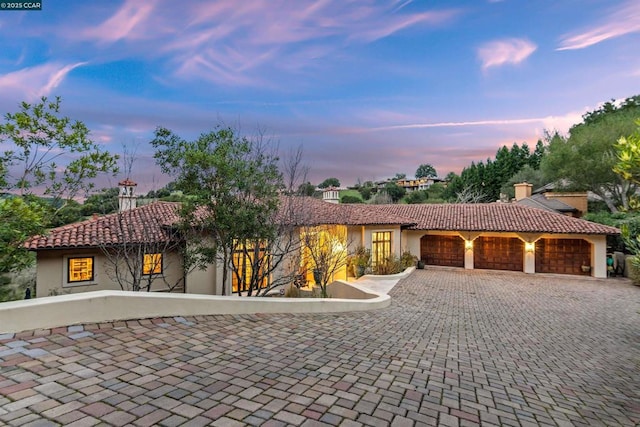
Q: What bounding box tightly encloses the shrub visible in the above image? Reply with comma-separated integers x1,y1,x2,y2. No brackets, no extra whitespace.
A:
284,285,300,298
373,254,403,275
400,251,418,269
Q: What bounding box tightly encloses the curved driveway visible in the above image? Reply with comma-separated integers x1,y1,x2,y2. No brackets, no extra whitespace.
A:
1,269,639,426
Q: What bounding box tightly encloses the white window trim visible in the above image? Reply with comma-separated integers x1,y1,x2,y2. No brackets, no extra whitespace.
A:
63,255,98,288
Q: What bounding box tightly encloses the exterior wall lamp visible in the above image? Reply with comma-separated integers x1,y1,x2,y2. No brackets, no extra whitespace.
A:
525,242,535,253
465,240,473,250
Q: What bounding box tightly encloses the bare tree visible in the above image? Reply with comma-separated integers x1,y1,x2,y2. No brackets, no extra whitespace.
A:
455,187,489,203
98,207,187,292
299,223,350,298
231,146,308,296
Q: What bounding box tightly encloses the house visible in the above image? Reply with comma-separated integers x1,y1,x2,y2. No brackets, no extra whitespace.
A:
514,182,587,217
395,177,445,192
25,181,620,298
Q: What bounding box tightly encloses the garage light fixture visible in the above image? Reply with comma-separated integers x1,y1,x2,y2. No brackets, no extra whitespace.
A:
525,242,535,252
465,240,473,250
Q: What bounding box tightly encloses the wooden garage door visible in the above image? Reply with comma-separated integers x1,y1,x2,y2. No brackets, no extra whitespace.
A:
420,235,464,267
535,238,591,275
474,237,524,271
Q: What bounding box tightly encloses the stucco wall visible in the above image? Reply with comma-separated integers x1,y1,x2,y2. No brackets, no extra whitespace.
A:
35,249,188,297
0,288,390,334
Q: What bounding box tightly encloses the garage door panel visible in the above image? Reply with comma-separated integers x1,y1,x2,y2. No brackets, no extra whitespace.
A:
474,237,523,271
535,238,591,275
420,235,464,267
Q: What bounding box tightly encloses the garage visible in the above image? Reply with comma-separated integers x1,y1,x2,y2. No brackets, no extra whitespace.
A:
474,236,524,271
420,235,464,267
535,238,591,275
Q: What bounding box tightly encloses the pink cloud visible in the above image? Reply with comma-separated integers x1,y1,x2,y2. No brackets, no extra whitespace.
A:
558,1,640,50
72,1,460,88
477,38,537,70
0,62,87,100
82,0,158,43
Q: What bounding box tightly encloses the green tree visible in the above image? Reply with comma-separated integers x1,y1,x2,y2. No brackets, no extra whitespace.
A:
152,126,295,296
415,163,437,179
355,180,376,201
384,182,406,203
393,173,406,181
318,177,340,188
0,197,45,301
405,190,429,204
81,187,119,216
499,165,546,200
0,97,119,295
541,96,640,212
613,120,640,208
340,195,363,204
297,181,316,196
0,96,119,214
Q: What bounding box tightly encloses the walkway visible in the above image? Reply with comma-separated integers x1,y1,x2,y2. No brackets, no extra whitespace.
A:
1,269,639,426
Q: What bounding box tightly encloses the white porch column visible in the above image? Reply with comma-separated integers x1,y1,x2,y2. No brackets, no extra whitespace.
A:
587,235,607,278
524,242,535,274
464,240,474,270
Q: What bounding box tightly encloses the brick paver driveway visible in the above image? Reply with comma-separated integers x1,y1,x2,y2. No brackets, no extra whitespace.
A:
1,269,639,426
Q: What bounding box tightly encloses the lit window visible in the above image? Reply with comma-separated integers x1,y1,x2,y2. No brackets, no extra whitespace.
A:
372,231,392,266
68,257,94,283
233,241,269,293
143,253,163,275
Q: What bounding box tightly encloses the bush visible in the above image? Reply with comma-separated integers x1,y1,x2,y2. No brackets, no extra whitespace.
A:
284,285,300,298
341,195,363,204
373,254,403,275
400,251,417,269
627,255,640,284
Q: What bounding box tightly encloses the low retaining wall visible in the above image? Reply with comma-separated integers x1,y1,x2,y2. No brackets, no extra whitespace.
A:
0,285,390,334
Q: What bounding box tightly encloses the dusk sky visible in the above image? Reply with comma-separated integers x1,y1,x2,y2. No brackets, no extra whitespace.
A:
1,0,639,192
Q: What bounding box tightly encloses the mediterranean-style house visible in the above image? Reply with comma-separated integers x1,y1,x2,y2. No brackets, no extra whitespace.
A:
25,180,620,298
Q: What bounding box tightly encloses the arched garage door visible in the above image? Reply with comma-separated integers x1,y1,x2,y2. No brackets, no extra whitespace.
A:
420,235,464,267
535,238,591,275
474,237,524,271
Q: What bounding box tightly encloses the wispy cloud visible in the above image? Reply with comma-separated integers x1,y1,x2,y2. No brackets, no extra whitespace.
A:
558,0,640,50
344,110,586,135
477,38,537,70
0,62,87,100
71,0,459,87
82,0,158,43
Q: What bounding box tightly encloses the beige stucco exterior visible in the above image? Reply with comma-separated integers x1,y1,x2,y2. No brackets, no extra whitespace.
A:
35,249,186,297
31,222,612,299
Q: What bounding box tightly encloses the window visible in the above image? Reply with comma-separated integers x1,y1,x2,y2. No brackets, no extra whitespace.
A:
372,231,392,266
68,257,94,283
233,241,269,293
143,253,163,275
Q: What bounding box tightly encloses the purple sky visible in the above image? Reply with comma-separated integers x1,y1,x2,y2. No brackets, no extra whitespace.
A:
1,0,639,193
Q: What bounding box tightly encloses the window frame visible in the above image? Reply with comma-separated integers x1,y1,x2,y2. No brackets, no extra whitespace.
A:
371,230,393,267
64,256,96,287
143,253,163,276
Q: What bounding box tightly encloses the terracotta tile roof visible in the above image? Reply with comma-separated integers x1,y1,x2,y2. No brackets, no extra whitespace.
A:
118,178,137,186
25,202,181,250
26,199,619,251
376,203,620,235
278,197,416,226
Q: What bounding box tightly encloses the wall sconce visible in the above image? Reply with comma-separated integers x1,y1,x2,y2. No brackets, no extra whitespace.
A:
465,240,473,250
525,242,535,253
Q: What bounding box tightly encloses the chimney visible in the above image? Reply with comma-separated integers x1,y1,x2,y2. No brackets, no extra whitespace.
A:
514,182,532,201
322,187,340,204
118,178,138,212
